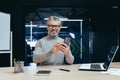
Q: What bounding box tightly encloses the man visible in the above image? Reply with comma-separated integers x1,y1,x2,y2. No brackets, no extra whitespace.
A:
33,16,74,65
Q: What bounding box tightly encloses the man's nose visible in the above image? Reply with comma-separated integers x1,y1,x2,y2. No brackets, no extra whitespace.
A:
52,27,56,29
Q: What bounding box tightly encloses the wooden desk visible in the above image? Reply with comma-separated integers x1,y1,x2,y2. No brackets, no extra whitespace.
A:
0,62,120,80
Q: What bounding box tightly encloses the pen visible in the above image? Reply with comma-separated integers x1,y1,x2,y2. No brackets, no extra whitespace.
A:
59,68,70,72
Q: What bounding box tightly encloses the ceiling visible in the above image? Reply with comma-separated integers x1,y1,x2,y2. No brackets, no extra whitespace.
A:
0,0,119,31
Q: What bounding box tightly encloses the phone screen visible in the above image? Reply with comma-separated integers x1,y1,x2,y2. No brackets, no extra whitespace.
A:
64,37,71,45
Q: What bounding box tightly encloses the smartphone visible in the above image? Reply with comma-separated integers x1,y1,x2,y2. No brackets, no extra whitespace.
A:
63,37,71,45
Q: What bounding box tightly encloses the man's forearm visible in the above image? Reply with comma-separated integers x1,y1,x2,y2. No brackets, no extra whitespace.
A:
33,50,53,63
65,51,74,64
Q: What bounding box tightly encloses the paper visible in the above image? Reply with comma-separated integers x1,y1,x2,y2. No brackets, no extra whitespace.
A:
101,68,120,76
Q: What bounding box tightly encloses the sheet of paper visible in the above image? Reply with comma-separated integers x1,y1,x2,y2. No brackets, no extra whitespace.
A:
101,68,120,76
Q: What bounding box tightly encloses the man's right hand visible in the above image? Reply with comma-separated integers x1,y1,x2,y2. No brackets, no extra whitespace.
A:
51,41,61,53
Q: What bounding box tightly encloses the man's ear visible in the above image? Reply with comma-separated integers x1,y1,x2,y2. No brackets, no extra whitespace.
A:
59,26,61,30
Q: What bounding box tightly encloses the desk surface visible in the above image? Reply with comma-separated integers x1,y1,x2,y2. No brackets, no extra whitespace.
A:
0,62,120,80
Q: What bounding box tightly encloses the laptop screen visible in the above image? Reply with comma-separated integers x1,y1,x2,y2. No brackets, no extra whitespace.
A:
103,45,119,70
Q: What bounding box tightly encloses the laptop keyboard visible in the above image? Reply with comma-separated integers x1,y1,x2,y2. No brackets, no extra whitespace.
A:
90,64,101,70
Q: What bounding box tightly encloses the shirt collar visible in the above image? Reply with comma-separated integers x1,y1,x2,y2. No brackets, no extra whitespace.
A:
47,34,58,39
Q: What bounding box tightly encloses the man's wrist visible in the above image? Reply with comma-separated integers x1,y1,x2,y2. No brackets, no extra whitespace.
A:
65,53,70,58
48,50,53,55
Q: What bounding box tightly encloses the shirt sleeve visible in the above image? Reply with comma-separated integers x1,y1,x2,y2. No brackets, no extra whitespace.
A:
65,50,74,64
33,40,53,63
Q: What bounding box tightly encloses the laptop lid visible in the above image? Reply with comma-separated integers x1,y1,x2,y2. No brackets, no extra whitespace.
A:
103,45,119,70
79,45,119,71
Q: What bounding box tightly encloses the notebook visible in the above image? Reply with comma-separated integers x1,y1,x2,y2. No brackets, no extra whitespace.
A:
34,70,51,76
79,45,119,71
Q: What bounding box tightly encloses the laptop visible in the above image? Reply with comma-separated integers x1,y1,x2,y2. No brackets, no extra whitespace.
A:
79,45,119,71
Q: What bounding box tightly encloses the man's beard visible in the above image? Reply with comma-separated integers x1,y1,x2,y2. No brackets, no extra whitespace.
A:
49,31,58,37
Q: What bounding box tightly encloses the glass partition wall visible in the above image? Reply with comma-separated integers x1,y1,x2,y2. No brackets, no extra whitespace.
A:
25,7,118,65
25,8,87,65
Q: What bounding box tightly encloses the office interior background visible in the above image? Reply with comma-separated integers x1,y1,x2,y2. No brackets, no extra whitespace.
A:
0,0,120,67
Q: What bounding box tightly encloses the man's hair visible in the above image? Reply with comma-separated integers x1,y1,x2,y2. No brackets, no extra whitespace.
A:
47,16,61,25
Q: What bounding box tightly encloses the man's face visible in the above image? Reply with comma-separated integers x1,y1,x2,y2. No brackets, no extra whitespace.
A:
47,20,61,37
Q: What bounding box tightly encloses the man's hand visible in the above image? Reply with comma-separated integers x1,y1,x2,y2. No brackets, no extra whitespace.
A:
51,41,61,53
51,41,70,55
59,42,70,55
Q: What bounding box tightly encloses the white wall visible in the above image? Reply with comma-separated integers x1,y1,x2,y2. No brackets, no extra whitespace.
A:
0,12,10,51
